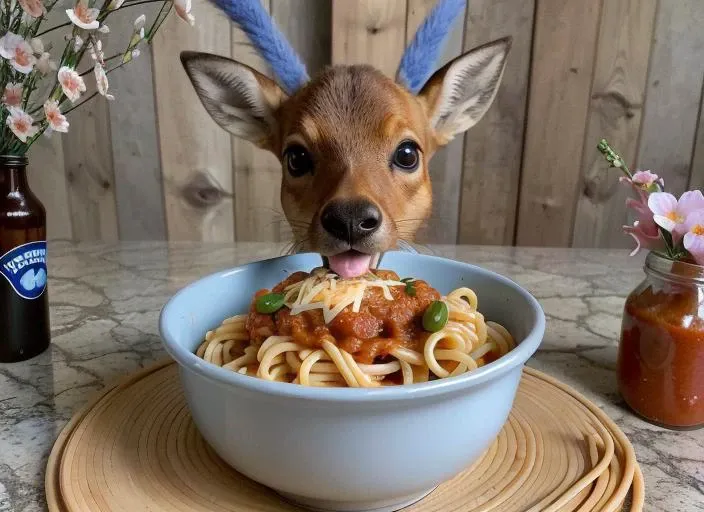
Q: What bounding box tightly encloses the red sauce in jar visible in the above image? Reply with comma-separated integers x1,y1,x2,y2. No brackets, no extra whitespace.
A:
619,279,704,429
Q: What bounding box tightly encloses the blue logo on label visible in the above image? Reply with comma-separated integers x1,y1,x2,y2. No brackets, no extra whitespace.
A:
0,241,47,300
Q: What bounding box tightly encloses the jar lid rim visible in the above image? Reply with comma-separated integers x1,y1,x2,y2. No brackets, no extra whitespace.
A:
645,251,704,282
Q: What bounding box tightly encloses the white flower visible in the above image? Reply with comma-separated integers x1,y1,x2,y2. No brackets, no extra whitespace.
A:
131,48,140,59
73,35,84,51
30,37,44,54
43,100,69,133
36,52,57,74
1,83,23,107
173,0,194,25
88,40,104,64
6,107,38,143
18,0,45,18
94,63,114,100
66,0,100,30
0,32,36,74
98,24,110,33
108,0,124,9
57,66,86,103
133,14,146,30
139,27,145,39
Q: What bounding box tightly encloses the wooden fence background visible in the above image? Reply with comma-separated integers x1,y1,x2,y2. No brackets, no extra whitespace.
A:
26,0,704,248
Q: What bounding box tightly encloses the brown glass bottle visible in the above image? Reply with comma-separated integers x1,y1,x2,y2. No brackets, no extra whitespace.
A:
0,155,50,362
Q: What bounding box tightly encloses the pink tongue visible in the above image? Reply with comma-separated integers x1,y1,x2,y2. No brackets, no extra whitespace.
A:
328,252,372,278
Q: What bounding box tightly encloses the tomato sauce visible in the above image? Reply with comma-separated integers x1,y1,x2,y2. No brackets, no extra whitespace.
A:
246,270,440,364
619,284,704,429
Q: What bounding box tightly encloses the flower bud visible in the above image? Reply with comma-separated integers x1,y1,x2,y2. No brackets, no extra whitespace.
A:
134,14,146,30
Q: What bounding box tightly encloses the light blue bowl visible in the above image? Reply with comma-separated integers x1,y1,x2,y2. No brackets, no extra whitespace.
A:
160,251,545,512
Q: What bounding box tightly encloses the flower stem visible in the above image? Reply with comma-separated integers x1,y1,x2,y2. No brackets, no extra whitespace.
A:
78,52,125,76
34,21,73,37
146,1,171,42
61,91,100,115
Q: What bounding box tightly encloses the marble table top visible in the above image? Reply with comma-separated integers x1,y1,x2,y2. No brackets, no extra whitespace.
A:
0,242,702,511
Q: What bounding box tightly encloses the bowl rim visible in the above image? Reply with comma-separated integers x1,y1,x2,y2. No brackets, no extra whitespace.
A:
159,251,545,403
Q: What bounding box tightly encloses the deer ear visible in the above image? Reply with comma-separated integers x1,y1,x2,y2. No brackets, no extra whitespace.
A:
419,37,511,142
180,51,287,148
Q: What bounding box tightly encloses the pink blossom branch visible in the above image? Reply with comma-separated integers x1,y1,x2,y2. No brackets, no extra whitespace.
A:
61,91,100,115
62,60,130,114
78,53,123,76
34,21,73,37
145,1,172,41
35,0,166,37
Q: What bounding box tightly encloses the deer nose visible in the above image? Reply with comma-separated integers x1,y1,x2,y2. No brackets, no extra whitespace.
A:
320,199,382,243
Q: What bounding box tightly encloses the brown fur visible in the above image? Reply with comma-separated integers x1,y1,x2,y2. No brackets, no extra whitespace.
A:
261,65,441,253
181,37,510,256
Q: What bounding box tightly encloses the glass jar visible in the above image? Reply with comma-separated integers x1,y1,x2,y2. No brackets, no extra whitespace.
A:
619,251,704,429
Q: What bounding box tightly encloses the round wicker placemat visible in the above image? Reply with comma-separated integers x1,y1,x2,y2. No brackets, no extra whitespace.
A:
45,361,644,512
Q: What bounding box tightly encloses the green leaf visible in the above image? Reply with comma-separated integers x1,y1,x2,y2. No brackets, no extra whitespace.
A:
405,281,416,297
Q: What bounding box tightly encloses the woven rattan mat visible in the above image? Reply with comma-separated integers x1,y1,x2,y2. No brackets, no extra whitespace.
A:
45,361,644,512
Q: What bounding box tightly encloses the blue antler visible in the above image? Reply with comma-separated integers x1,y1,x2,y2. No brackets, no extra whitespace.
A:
396,0,466,94
209,0,309,94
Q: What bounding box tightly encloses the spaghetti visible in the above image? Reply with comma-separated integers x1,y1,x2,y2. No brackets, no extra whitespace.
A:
196,268,514,387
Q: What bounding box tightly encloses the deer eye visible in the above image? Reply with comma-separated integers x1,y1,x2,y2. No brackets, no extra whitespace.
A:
283,145,314,177
391,140,420,172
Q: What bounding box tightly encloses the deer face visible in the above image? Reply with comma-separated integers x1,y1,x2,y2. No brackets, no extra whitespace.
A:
181,37,511,277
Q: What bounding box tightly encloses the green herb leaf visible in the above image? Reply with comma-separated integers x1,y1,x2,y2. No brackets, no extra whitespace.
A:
255,293,286,314
405,281,416,296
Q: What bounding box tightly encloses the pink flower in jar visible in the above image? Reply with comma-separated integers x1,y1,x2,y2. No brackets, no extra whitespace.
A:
2,83,23,107
6,107,38,143
0,32,36,74
682,210,704,265
648,191,704,243
43,100,69,133
18,0,45,18
622,220,663,257
631,170,661,187
57,66,86,103
66,0,100,30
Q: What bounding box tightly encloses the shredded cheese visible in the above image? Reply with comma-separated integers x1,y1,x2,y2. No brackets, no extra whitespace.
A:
351,282,366,313
289,302,327,315
281,269,406,324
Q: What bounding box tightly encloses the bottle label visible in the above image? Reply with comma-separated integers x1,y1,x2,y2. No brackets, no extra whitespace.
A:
0,241,47,300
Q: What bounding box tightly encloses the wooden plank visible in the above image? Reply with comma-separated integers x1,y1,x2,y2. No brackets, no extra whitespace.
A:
230,0,332,243
515,0,602,247
27,137,73,240
229,0,280,242
331,0,407,76
457,0,534,245
638,0,704,195
152,0,234,241
62,96,120,241
272,0,331,76
690,82,704,188
571,0,657,248
405,0,465,245
107,6,167,241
